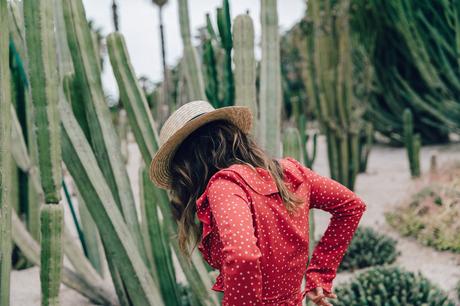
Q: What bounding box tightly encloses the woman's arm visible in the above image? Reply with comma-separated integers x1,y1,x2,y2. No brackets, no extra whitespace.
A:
301,165,367,294
207,176,263,305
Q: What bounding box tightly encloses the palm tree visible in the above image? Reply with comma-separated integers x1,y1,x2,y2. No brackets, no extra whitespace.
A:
152,0,169,126
112,0,120,31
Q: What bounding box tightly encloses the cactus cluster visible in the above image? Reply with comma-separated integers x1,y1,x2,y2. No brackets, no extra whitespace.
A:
305,0,364,190
403,108,421,177
202,0,234,108
331,266,455,306
338,226,400,272
350,0,459,145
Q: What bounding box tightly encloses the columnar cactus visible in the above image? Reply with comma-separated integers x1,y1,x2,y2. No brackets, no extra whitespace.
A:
305,0,361,190
106,33,160,160
178,0,206,100
40,204,64,306
216,0,234,107
24,0,64,304
0,0,12,303
233,14,257,137
403,108,421,177
62,0,146,262
106,30,220,306
202,30,220,106
282,127,315,258
140,167,181,305
59,99,163,306
282,127,303,159
24,0,62,204
298,114,317,169
259,0,283,158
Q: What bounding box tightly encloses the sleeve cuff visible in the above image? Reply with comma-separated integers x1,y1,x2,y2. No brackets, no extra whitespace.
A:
304,273,333,294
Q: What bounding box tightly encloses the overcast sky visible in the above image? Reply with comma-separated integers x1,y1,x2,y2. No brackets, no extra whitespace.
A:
82,0,305,100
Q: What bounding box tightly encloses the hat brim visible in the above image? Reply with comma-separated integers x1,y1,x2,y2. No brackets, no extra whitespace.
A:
149,105,253,189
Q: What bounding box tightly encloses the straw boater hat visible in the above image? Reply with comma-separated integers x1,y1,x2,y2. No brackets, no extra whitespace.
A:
149,100,253,190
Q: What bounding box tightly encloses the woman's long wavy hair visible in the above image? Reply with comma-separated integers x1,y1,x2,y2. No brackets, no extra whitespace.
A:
169,119,305,257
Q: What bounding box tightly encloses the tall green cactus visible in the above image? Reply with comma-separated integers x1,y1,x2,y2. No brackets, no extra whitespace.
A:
106,33,160,160
305,0,361,190
140,167,181,305
233,14,258,137
61,0,146,264
298,114,317,169
259,0,282,158
403,108,421,177
282,127,315,259
283,127,302,159
106,30,219,306
40,204,64,306
24,0,62,204
59,99,164,306
216,0,234,107
24,1,64,305
0,0,12,303
178,0,206,100
11,209,117,305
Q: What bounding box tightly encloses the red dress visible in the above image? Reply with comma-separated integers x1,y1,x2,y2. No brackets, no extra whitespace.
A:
195,156,366,305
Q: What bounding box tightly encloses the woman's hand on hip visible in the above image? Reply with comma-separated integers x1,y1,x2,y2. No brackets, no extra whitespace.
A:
305,287,337,306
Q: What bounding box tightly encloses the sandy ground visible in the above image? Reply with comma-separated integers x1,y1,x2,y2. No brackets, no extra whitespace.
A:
10,135,460,305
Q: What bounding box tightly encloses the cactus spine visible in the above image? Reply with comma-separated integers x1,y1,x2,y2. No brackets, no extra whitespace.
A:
0,0,12,303
403,109,421,177
233,14,258,137
178,0,206,100
259,0,283,158
40,204,64,306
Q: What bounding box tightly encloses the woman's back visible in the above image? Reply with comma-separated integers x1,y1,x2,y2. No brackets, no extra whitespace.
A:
196,156,366,306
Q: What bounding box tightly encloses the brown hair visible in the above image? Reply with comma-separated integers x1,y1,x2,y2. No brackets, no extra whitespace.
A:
169,119,304,258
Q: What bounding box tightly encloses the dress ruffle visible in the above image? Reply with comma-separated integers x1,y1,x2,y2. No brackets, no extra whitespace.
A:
196,190,213,266
195,180,226,292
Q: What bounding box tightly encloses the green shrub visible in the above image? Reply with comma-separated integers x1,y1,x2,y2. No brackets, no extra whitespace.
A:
385,163,460,253
338,226,400,272
331,266,455,306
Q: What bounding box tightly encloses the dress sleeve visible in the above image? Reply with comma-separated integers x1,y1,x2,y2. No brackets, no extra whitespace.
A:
302,166,367,294
207,175,263,306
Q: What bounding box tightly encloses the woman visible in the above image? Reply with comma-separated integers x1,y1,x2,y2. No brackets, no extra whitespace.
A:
149,101,366,306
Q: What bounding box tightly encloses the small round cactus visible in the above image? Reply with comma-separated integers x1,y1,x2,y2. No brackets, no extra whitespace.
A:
331,266,455,306
338,226,400,272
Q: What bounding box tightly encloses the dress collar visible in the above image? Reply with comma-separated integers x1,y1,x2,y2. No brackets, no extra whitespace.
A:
225,157,304,195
